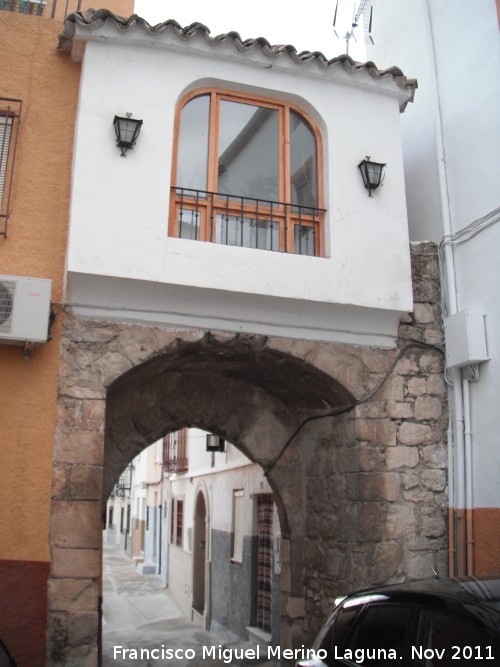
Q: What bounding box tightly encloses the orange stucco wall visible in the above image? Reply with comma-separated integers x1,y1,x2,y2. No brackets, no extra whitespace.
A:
473,508,500,575
0,12,80,563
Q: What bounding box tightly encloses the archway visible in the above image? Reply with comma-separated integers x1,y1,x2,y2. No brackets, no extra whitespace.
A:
48,327,358,665
47,315,448,666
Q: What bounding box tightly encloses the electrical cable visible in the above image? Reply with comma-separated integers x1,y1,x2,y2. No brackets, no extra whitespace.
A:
264,339,444,476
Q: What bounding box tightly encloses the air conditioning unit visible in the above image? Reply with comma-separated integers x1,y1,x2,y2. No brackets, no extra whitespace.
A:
0,275,52,345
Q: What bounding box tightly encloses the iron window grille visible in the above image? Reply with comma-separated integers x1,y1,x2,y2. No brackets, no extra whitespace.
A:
112,463,133,498
0,99,21,238
0,1,87,18
163,429,189,473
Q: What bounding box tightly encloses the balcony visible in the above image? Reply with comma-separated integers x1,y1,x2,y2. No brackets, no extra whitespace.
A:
163,457,189,473
1,0,46,15
0,0,84,19
112,463,133,497
171,187,324,257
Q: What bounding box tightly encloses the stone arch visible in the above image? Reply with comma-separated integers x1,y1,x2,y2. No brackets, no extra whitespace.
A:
48,323,361,665
47,281,449,666
103,333,355,526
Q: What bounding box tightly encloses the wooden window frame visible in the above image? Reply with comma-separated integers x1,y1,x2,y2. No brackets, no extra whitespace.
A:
169,88,325,256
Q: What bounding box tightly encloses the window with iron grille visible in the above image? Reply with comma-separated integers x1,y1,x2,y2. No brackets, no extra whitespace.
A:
163,429,188,472
170,89,325,256
176,499,184,548
0,99,21,238
0,1,46,16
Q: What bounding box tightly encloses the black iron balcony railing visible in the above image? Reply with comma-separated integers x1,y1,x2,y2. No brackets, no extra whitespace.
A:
112,463,133,497
1,0,46,15
163,457,189,473
170,187,325,257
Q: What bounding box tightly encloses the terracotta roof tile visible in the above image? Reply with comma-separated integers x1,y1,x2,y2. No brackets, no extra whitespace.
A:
59,9,417,110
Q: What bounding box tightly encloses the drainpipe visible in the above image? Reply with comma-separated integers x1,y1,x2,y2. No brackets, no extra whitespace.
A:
421,0,468,575
463,365,480,574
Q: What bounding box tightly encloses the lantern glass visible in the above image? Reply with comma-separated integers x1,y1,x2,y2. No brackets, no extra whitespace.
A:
113,115,143,156
358,157,386,195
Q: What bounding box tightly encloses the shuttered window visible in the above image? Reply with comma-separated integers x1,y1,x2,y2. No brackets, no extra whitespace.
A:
232,489,244,563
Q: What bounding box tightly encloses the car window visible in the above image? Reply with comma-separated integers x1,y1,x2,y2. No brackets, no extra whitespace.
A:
314,606,360,666
342,603,415,665
417,608,500,666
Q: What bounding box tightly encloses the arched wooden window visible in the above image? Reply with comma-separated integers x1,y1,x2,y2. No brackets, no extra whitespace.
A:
169,89,325,256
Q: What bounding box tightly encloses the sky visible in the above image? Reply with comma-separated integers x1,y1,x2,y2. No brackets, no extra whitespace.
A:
133,0,368,61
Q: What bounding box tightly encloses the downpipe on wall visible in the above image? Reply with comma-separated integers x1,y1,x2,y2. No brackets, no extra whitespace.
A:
422,0,472,575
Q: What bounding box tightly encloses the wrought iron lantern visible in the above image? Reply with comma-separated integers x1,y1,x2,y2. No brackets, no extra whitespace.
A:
206,434,225,452
358,156,386,196
113,113,143,156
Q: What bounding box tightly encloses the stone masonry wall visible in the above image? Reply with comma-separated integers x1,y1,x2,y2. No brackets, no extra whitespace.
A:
301,242,447,639
47,242,446,665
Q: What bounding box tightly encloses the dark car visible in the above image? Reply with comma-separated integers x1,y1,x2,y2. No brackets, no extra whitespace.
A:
297,576,500,666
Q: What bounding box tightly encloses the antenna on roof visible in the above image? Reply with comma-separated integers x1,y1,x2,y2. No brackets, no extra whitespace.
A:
333,1,375,55
333,1,340,38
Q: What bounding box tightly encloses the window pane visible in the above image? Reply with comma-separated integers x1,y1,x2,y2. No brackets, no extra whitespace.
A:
418,609,500,666
216,214,279,251
178,208,201,240
176,95,210,192
345,604,414,665
294,224,316,256
217,101,278,202
290,110,318,209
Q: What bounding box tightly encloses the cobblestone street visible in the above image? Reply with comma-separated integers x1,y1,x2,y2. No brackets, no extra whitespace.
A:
103,545,279,667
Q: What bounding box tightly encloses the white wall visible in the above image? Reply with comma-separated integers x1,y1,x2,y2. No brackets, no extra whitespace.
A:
368,0,500,240
65,19,414,345
369,0,500,508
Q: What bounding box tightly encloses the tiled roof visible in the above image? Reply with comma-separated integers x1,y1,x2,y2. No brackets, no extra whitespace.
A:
59,9,417,110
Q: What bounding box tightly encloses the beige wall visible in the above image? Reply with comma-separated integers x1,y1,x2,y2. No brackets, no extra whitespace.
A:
0,12,80,563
